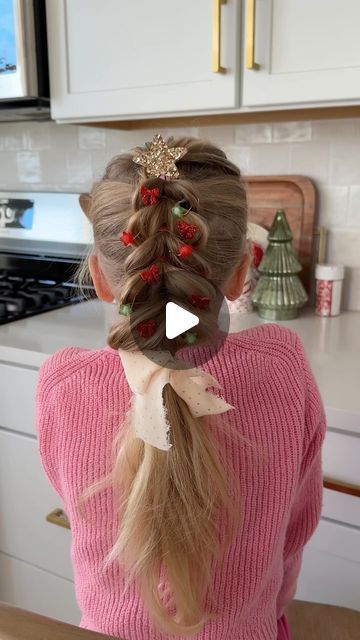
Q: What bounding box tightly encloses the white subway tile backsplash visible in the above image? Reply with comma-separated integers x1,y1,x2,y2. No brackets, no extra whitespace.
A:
50,123,78,152
272,121,312,143
317,186,348,228
327,228,360,268
312,118,360,141
249,143,290,174
348,185,360,226
223,145,251,173
200,125,235,146
342,267,360,311
26,122,52,150
41,151,67,186
0,152,18,188
16,151,42,183
104,128,130,157
289,142,330,184
164,127,199,141
66,151,92,187
235,124,272,144
2,125,27,150
0,118,360,308
91,151,114,180
329,139,360,185
78,126,106,149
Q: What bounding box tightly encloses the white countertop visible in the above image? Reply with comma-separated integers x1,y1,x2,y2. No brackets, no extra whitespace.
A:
0,300,359,429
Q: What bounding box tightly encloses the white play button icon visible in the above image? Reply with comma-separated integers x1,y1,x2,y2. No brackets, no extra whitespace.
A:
165,302,199,340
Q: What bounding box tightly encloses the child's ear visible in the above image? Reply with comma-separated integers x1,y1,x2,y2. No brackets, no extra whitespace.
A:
79,193,92,219
225,253,252,301
88,255,114,303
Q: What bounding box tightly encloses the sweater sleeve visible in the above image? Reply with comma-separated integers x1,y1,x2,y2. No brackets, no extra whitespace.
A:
35,347,85,502
36,380,64,502
276,335,327,618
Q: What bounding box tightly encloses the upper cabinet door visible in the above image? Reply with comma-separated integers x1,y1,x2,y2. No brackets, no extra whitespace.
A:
242,0,360,107
46,0,240,121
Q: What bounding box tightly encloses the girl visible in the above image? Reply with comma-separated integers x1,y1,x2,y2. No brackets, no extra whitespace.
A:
36,136,326,640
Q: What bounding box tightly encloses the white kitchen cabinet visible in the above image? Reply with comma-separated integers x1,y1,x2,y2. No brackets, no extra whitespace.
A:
0,363,37,437
0,430,73,580
0,553,81,625
296,487,360,610
242,0,360,107
296,518,360,611
46,0,241,122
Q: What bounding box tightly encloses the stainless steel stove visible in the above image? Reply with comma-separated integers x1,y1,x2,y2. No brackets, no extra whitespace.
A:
0,192,94,325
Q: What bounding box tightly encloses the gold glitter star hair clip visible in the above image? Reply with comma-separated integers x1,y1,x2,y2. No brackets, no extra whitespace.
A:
133,134,187,180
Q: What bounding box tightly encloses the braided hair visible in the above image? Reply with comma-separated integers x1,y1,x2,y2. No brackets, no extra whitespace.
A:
78,137,248,635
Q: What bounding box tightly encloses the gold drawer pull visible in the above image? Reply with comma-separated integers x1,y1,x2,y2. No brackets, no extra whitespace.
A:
46,508,71,530
212,0,227,73
323,477,360,498
246,0,260,70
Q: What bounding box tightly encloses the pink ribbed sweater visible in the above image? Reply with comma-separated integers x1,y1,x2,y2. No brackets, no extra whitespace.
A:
35,323,326,640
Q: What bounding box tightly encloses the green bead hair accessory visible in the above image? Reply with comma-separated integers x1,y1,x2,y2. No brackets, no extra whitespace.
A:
118,303,132,316
171,200,191,219
182,331,197,345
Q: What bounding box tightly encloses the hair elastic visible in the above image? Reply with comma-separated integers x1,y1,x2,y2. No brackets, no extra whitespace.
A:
119,230,136,246
136,319,157,338
183,331,197,345
178,244,193,258
177,220,197,240
171,201,191,219
118,303,132,316
191,295,210,310
140,186,160,206
139,264,161,284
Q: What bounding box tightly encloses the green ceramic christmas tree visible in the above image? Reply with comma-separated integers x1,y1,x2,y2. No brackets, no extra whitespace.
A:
251,209,308,320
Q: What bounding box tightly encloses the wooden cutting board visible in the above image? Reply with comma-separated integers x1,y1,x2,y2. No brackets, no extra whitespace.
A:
245,175,317,291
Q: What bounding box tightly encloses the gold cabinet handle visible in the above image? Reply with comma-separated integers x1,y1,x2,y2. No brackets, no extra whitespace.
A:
46,508,71,530
212,0,227,73
323,477,360,498
246,0,260,70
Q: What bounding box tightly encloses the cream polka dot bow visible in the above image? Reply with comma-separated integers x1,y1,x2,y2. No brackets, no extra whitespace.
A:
118,349,234,451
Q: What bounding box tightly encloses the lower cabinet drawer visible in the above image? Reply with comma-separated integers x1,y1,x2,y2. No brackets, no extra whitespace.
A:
0,429,73,580
322,487,360,528
323,429,360,486
295,518,360,611
0,552,81,625
0,363,38,437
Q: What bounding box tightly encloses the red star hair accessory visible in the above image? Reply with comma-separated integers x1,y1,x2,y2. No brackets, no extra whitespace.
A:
191,294,210,310
139,263,161,284
178,244,193,258
119,230,135,246
177,220,197,241
140,186,161,206
136,319,157,338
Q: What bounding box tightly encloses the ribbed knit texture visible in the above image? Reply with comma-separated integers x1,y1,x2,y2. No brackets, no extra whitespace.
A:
35,323,326,640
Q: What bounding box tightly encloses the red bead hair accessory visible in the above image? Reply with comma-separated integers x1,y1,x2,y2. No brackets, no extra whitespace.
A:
119,230,135,246
139,263,161,284
136,319,157,338
140,186,160,206
177,220,197,241
178,244,193,258
191,294,210,310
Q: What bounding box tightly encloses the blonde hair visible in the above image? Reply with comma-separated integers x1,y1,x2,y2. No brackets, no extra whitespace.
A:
77,137,248,635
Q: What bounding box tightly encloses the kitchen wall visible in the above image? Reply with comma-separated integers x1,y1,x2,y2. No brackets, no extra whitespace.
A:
0,118,359,310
